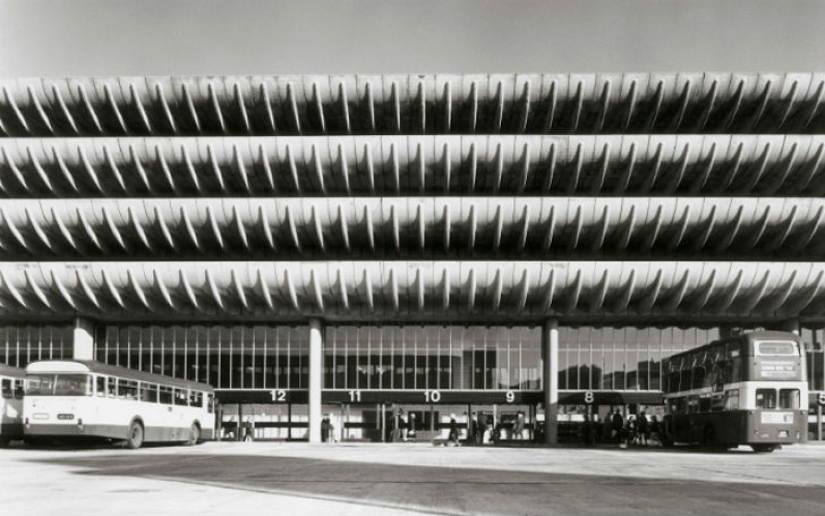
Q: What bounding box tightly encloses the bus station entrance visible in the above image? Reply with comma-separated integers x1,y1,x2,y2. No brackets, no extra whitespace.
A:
556,391,665,444
215,389,546,443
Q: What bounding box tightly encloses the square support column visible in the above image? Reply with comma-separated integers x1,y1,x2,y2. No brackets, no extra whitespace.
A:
72,317,95,361
542,319,559,445
308,319,323,444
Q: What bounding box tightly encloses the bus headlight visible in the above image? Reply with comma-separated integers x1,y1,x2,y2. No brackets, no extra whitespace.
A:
779,430,789,438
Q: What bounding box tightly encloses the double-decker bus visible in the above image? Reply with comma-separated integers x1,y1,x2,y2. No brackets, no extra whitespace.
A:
662,330,807,452
23,360,215,449
0,364,25,447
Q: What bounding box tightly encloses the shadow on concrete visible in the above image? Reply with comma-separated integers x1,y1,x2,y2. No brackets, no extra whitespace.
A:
30,452,825,516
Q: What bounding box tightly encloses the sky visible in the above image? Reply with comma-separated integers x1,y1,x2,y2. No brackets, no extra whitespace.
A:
1,0,825,77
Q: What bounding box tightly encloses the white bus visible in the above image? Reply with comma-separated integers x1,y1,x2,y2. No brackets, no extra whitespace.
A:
0,364,25,447
24,360,215,449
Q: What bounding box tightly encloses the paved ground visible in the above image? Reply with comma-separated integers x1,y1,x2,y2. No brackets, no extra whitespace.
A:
2,441,824,516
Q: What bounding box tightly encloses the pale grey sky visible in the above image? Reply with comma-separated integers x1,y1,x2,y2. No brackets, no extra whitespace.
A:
1,0,825,77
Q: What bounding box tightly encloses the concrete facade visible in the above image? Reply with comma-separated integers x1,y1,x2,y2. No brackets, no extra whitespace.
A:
1,73,824,442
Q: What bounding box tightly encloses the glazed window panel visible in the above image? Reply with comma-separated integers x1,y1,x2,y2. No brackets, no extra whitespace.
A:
0,325,73,368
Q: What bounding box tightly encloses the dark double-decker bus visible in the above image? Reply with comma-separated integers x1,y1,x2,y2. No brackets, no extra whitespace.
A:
662,330,807,452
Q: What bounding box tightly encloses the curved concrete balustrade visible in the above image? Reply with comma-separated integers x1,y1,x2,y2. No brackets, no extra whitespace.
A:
1,74,825,137
0,198,822,260
1,135,824,197
0,261,822,322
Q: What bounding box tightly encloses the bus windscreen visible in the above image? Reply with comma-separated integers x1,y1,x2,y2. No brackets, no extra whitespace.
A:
27,374,92,396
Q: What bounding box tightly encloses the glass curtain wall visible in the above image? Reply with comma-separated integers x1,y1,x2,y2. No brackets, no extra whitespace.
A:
323,326,542,391
802,326,824,392
96,325,309,389
557,326,720,391
0,325,73,367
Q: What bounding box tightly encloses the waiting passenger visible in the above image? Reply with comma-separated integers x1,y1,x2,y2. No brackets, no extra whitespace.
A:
611,411,624,443
637,411,649,446
243,416,255,442
512,412,525,440
407,413,417,441
327,413,338,443
448,413,460,446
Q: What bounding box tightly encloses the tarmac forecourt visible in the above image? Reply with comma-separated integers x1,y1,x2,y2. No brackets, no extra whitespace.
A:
2,442,824,516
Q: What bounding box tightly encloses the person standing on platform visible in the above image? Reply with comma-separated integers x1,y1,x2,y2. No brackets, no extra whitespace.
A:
469,412,480,444
327,413,338,443
407,413,417,441
399,409,408,441
611,410,624,444
243,416,255,442
637,411,649,446
321,414,330,443
448,413,460,446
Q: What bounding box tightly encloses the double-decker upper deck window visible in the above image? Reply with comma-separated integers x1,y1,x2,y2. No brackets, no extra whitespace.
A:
756,341,797,356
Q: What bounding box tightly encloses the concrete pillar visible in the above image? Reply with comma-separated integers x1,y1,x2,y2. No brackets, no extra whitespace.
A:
542,319,559,445
308,319,323,443
72,317,95,360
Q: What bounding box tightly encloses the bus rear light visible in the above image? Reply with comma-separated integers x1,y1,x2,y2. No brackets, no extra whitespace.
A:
24,417,29,429
77,418,84,432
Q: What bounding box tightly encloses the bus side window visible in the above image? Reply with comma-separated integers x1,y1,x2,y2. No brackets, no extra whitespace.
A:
1,379,10,399
174,389,188,406
121,380,138,400
756,388,777,409
140,383,158,403
96,376,106,397
14,380,24,399
189,391,203,407
107,377,117,398
159,386,173,404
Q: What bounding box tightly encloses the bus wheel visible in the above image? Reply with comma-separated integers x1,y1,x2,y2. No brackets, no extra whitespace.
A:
186,423,201,446
126,421,144,449
751,444,775,453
